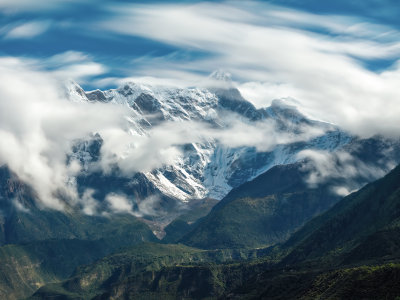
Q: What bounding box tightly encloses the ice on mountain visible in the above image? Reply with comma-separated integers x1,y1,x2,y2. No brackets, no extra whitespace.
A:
66,80,352,205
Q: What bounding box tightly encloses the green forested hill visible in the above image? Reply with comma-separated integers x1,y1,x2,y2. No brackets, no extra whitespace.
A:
33,164,400,299
30,243,271,300
281,163,400,266
0,166,159,299
179,163,341,249
163,198,218,243
230,163,400,299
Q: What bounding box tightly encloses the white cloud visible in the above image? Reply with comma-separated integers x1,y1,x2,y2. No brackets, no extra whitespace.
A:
106,193,133,214
237,82,299,108
46,51,90,65
332,186,353,197
0,57,127,210
81,189,99,216
297,149,391,193
0,55,331,212
12,198,30,213
104,193,161,217
38,51,108,82
136,195,160,217
52,62,107,82
97,1,400,138
99,115,328,178
4,21,51,39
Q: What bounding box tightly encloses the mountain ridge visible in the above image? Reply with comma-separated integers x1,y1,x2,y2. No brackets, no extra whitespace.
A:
64,79,353,218
33,161,400,299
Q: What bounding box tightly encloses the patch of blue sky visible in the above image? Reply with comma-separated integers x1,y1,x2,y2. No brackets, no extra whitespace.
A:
0,0,399,89
267,0,400,28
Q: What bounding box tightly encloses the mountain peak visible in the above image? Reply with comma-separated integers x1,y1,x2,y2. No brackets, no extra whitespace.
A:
209,70,233,82
270,98,297,110
64,80,88,103
266,98,304,118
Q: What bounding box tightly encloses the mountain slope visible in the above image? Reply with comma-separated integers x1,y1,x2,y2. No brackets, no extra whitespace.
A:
0,166,160,299
282,162,400,266
66,80,352,213
226,162,400,299
30,243,271,300
0,166,158,246
170,135,400,250
178,162,341,249
162,198,218,243
31,162,400,300
0,239,126,300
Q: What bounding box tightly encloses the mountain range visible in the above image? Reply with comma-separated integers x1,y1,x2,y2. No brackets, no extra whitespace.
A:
63,75,400,225
1,77,400,299
31,162,400,299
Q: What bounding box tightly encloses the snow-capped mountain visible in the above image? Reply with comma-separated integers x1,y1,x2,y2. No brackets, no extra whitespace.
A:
65,76,353,212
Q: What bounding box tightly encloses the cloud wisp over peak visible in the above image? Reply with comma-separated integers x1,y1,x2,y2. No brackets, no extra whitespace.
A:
90,1,400,138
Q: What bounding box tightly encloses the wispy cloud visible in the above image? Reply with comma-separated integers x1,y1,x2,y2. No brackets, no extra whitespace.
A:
100,117,326,176
297,148,395,196
95,1,400,138
0,56,328,213
106,193,134,214
3,21,51,39
18,51,108,83
0,57,126,210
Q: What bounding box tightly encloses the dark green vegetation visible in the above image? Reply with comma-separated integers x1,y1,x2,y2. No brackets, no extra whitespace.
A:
3,136,400,299
177,137,400,250
282,162,400,266
220,163,400,299
33,163,400,299
30,243,271,300
163,198,218,243
228,263,400,299
0,167,157,246
0,219,157,300
0,166,159,299
0,239,122,299
178,163,342,249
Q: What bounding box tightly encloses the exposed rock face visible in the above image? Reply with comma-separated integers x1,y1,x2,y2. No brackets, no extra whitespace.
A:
66,80,353,212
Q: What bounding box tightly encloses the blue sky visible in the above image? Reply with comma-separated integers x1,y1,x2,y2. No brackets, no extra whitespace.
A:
1,0,399,90
1,0,400,137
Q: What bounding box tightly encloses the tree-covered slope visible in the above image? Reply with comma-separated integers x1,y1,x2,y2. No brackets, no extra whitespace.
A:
162,198,218,243
0,166,158,246
179,163,342,249
281,163,400,266
0,239,127,300
0,166,159,299
177,136,400,250
30,242,271,300
228,163,400,299
31,163,400,299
